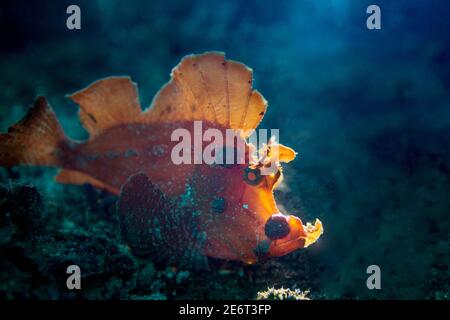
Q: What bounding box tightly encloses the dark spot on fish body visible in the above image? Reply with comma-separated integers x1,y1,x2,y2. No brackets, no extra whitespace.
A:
150,145,167,157
210,197,227,214
85,154,99,162
106,150,120,159
125,149,139,158
253,239,271,260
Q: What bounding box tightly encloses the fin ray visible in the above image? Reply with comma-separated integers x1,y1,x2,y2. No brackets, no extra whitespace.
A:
242,90,267,134
144,52,266,136
225,60,253,129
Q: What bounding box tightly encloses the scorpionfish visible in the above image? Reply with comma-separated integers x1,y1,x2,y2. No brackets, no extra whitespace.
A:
0,52,323,268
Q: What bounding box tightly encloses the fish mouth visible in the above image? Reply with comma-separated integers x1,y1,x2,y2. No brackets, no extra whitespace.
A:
282,217,323,248
267,216,323,257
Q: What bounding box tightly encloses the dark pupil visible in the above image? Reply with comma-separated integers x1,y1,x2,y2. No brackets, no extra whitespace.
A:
265,215,290,240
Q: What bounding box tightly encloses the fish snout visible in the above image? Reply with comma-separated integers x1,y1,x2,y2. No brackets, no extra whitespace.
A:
265,213,323,257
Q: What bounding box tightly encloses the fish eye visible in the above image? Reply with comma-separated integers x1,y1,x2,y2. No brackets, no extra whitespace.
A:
243,166,263,185
264,214,290,240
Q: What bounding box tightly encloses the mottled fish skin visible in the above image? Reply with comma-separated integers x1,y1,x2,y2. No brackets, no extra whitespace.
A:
58,121,200,196
0,52,324,265
118,173,208,270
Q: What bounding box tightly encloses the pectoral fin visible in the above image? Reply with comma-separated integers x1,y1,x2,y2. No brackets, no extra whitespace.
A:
117,173,208,269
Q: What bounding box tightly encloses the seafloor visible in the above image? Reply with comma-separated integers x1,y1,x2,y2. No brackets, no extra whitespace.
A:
0,1,449,299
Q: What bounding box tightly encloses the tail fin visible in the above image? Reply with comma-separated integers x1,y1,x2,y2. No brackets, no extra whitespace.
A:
0,96,68,167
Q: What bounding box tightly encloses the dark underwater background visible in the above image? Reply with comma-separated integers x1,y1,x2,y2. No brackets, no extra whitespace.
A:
0,0,449,299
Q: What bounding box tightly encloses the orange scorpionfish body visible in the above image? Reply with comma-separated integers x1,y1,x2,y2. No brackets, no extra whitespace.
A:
0,52,323,268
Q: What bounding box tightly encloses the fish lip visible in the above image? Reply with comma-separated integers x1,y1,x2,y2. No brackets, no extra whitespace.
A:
301,218,324,247
274,218,324,249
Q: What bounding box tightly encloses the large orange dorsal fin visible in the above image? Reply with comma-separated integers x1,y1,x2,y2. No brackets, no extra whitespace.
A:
144,52,267,137
68,77,142,138
68,54,267,139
